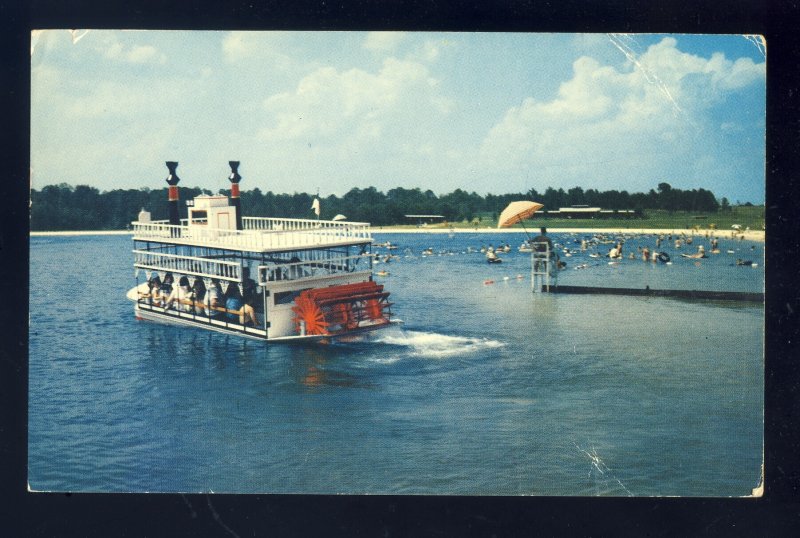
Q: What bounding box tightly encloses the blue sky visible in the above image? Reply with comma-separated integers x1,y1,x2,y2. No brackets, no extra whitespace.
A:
30,31,766,203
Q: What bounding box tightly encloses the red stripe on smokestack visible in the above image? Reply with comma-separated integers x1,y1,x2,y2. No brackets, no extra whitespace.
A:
168,185,179,201
230,183,240,198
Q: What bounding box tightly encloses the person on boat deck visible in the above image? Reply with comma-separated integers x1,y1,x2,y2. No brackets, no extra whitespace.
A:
192,278,207,316
205,279,223,318
160,272,174,306
241,267,259,307
224,283,259,326
165,276,193,312
146,273,162,306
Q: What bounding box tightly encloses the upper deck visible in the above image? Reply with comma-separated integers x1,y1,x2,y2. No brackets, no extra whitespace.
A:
132,216,373,253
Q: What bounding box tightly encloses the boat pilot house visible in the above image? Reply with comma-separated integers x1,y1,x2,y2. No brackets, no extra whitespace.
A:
128,161,395,343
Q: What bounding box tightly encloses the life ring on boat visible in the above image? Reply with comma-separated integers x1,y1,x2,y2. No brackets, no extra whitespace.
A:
657,252,671,263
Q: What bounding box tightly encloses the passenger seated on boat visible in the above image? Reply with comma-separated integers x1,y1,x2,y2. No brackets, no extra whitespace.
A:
192,278,207,315
224,283,259,327
147,274,162,305
160,272,175,306
165,276,193,312
242,267,259,305
205,279,223,318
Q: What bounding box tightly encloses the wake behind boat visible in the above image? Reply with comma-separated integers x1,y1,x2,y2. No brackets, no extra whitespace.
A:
128,161,399,343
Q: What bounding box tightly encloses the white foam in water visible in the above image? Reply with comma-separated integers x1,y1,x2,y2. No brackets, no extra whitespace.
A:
374,329,505,358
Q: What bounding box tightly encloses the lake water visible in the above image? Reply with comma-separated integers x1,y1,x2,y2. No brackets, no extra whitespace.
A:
29,232,764,495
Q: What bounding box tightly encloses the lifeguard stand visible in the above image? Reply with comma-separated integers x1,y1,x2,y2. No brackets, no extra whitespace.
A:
530,242,557,292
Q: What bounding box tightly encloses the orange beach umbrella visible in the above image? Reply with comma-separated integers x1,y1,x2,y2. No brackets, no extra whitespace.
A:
497,201,544,228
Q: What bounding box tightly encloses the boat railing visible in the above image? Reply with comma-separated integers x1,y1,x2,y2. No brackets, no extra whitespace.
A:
134,249,242,282
243,217,370,238
132,218,372,250
258,253,372,285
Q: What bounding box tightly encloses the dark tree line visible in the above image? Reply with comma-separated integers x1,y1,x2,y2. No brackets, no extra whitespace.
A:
529,182,719,214
30,182,721,231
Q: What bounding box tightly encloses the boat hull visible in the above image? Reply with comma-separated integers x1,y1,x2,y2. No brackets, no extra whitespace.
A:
132,300,400,343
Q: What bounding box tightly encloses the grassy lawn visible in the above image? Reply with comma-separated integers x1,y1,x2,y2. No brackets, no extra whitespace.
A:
406,206,766,231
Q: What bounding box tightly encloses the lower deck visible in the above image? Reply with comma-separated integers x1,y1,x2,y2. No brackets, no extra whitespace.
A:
133,301,397,343
129,268,395,342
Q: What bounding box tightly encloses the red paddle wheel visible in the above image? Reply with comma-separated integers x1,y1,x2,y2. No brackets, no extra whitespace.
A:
291,294,330,335
292,281,392,336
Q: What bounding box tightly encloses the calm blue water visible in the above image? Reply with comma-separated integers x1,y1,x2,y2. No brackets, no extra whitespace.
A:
29,232,764,495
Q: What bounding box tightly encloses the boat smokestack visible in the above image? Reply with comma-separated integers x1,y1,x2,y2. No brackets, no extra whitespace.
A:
165,161,181,226
228,161,243,230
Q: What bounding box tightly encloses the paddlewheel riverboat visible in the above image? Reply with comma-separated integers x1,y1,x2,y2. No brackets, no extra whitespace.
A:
126,161,397,342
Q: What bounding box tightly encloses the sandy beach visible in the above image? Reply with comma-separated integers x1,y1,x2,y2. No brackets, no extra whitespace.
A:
30,227,765,242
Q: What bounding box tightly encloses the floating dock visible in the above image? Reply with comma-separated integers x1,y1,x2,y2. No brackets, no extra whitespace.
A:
545,285,763,303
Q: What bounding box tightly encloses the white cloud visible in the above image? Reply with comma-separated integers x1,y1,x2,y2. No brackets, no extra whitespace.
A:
96,33,166,64
222,31,254,60
477,37,765,193
221,31,293,69
363,32,406,52
246,56,462,192
259,57,452,144
126,45,165,64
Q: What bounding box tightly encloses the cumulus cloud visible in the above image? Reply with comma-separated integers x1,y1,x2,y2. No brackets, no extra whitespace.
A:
101,35,166,64
477,37,765,193
248,56,461,192
259,57,452,144
221,31,293,69
363,32,407,52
